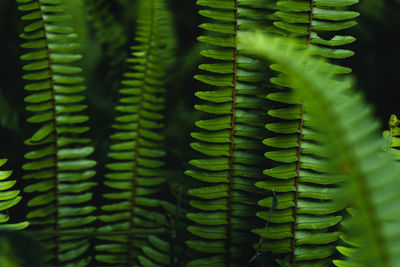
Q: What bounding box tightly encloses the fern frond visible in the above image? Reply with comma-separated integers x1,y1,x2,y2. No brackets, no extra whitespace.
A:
95,0,176,265
383,114,400,157
17,0,97,265
185,1,276,265
334,114,400,266
250,1,359,265
0,159,29,230
241,32,400,267
333,208,362,267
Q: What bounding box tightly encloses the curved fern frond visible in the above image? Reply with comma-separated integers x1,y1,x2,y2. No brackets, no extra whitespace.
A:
242,32,400,267
334,114,400,266
251,1,359,265
95,0,176,265
0,158,29,230
185,1,275,265
17,0,97,265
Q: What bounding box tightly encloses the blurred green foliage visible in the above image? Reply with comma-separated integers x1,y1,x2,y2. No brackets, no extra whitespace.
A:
0,230,45,267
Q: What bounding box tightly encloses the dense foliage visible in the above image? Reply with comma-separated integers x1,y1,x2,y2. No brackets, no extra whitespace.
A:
0,0,399,266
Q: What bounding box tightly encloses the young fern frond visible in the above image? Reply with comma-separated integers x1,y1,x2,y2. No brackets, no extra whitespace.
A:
383,114,400,157
252,1,359,265
241,33,400,267
0,159,29,230
95,0,175,265
185,1,274,265
17,0,97,265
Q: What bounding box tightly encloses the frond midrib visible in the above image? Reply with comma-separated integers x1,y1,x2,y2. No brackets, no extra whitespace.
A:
290,103,304,264
37,0,60,262
225,0,239,264
126,0,157,265
300,66,389,266
290,2,313,262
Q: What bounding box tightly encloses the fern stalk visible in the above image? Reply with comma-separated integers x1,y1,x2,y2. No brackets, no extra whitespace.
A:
225,0,239,261
384,114,400,156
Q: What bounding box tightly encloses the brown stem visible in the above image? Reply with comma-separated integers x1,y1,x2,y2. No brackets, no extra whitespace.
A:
290,104,304,265
225,1,239,266
290,2,313,263
126,1,155,266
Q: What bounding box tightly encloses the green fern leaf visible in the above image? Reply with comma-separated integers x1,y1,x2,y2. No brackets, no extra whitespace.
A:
383,114,400,157
335,114,400,267
332,208,362,267
0,159,29,230
241,32,400,267
17,0,97,265
185,1,276,265
95,0,176,265
249,1,359,265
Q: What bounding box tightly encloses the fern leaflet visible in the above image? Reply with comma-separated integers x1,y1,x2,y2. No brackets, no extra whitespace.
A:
384,114,400,157
0,158,29,230
242,32,400,267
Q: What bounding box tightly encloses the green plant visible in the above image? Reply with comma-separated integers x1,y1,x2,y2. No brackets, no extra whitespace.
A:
251,1,359,266
184,1,271,266
17,0,98,264
0,0,399,266
0,159,28,230
241,33,400,266
384,114,400,156
95,0,176,265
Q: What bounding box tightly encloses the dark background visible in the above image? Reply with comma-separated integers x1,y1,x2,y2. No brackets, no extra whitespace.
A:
0,0,399,221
